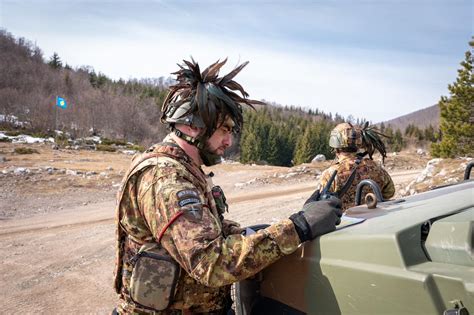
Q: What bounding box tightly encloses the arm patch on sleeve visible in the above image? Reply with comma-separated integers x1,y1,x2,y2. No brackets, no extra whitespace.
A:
181,204,203,221
176,189,203,221
176,189,199,199
178,197,200,207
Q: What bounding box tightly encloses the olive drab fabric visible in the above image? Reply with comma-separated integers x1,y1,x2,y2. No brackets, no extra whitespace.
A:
319,154,395,210
114,136,301,314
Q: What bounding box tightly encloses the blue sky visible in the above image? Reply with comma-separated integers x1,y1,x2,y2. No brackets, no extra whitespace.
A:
0,0,472,122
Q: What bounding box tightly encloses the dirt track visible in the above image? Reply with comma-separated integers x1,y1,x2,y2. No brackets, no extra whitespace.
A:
0,142,426,313
0,163,421,313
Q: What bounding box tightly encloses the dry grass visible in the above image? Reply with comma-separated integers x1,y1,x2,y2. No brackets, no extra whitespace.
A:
14,147,39,154
0,142,132,173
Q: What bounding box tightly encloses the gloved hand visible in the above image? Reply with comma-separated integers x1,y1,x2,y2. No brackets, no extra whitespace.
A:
289,196,343,243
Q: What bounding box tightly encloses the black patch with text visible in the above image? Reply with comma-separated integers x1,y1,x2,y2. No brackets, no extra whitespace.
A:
176,189,199,199
176,189,203,221
178,197,201,207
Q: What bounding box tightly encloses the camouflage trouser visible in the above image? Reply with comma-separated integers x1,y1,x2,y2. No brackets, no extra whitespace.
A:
114,308,227,315
116,296,230,315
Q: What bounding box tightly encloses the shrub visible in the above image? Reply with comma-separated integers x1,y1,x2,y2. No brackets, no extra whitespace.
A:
96,144,117,152
5,130,23,136
54,133,69,147
101,138,128,146
31,131,53,138
126,144,145,152
14,147,39,154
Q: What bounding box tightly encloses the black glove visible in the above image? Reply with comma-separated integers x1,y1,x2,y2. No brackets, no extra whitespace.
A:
289,196,343,243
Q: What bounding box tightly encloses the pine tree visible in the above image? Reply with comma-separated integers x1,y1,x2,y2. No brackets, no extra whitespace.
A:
431,39,474,157
424,125,436,142
294,126,314,165
392,129,404,152
240,130,259,163
266,125,279,165
48,52,62,69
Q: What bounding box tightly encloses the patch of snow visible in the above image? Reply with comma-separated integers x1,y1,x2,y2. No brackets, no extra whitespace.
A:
1,133,55,144
83,136,102,144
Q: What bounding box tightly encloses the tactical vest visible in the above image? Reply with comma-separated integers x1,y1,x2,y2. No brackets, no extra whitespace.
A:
113,143,228,310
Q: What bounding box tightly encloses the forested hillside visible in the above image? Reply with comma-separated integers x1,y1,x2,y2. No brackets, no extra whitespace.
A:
0,30,352,164
2,29,453,165
239,106,337,166
0,30,169,145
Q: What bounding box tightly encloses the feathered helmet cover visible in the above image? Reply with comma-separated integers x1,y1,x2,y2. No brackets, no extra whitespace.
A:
329,122,389,162
161,58,265,138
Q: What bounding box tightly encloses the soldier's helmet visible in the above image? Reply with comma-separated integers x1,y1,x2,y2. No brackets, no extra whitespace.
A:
329,123,363,151
329,122,389,163
160,58,264,139
162,101,205,129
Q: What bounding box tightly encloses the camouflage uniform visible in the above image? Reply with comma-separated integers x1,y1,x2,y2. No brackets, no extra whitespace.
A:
319,153,395,210
114,136,300,314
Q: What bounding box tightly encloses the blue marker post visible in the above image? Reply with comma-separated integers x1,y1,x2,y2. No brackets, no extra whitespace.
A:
55,96,67,131
56,97,67,109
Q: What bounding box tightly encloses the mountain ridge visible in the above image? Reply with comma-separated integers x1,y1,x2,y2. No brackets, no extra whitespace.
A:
382,104,439,131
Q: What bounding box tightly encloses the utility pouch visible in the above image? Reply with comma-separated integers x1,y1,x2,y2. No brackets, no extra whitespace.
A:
212,185,228,214
129,243,179,311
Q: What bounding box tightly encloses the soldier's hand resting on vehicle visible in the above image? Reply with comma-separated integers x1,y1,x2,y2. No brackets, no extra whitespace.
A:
289,196,343,242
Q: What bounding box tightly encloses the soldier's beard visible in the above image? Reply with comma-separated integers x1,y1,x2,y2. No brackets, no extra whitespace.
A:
199,144,223,166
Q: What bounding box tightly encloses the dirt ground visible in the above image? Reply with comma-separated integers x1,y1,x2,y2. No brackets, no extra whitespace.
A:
0,142,431,313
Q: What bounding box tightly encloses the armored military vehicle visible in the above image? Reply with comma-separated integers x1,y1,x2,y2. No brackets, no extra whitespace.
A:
234,162,473,315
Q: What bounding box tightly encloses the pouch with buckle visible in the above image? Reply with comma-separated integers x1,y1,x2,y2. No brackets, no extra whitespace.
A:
129,243,179,311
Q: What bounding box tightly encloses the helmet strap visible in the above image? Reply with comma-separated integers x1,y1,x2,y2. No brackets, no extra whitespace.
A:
171,127,222,166
172,127,205,149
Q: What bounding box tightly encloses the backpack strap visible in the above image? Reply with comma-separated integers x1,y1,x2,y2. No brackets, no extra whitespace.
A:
114,151,165,294
335,152,366,198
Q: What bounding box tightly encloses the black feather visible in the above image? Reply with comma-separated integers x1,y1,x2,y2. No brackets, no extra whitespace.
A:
162,58,264,136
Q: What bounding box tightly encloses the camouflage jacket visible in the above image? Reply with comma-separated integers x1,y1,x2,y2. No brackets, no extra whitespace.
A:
114,137,300,314
319,154,395,210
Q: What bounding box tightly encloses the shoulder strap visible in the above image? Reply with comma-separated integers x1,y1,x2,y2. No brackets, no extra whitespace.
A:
114,151,165,294
335,153,365,198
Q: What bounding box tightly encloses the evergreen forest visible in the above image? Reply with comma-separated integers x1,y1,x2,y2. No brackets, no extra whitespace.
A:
1,29,472,165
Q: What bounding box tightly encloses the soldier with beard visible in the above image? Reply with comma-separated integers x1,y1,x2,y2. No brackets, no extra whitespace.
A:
113,58,342,314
